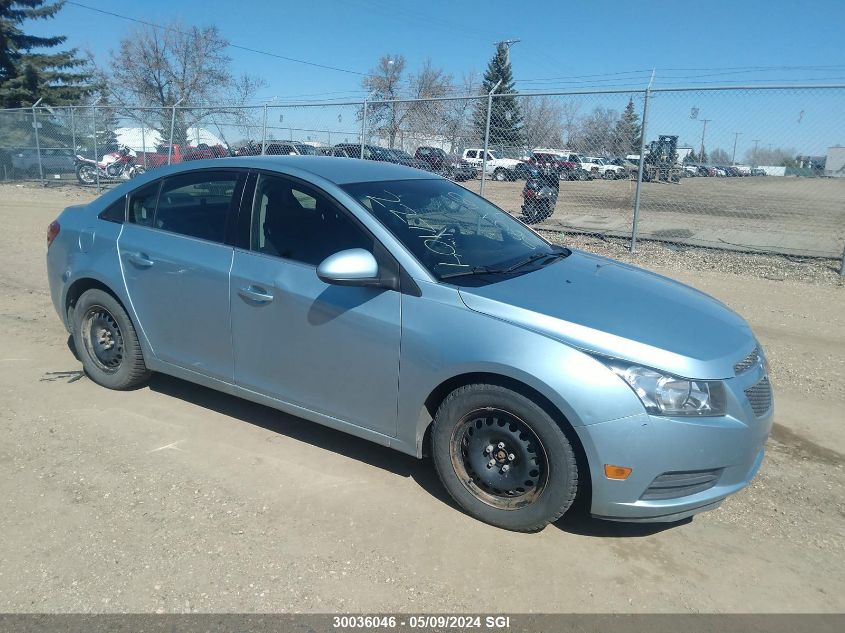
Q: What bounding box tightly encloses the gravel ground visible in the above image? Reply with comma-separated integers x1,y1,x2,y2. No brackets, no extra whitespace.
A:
0,183,843,613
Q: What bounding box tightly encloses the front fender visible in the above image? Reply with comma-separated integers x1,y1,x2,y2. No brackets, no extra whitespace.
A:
396,281,644,456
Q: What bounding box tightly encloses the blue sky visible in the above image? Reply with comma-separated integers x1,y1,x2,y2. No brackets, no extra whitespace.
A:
31,0,845,155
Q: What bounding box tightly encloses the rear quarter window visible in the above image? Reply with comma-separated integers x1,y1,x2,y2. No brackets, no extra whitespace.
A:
98,197,126,223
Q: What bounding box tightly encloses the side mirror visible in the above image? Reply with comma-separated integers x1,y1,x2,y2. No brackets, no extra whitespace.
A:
317,249,381,287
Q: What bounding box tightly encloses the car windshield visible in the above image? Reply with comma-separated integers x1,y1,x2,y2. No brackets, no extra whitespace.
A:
342,179,558,282
392,149,413,159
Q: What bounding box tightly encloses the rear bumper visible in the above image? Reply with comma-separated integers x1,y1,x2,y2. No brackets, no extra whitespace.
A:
575,399,772,522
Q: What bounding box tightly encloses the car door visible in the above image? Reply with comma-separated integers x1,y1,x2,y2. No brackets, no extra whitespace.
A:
118,169,246,382
229,172,401,436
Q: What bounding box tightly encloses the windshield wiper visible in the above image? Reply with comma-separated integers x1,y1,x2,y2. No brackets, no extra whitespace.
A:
503,249,569,273
439,266,508,280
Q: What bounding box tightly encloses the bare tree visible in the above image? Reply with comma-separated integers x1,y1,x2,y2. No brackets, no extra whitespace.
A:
559,100,582,147
442,71,480,151
106,22,261,148
361,55,453,149
521,95,564,150
570,106,618,154
361,54,406,148
709,148,731,165
744,146,797,167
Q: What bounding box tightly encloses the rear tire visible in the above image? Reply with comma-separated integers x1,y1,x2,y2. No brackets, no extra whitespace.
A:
493,168,507,181
75,164,96,185
432,384,578,532
72,289,151,390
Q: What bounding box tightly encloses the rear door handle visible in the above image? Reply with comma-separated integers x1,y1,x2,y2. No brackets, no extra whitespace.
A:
126,252,154,268
238,285,274,304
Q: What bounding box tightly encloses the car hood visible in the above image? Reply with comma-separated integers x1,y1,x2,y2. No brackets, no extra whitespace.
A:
457,250,754,379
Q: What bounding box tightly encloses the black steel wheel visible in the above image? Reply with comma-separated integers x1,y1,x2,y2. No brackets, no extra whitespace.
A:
432,384,579,531
80,305,124,374
450,408,548,510
72,288,151,390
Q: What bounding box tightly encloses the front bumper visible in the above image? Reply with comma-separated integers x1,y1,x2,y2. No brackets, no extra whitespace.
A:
575,369,773,522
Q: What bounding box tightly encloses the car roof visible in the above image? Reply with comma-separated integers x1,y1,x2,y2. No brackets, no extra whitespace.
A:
140,155,438,185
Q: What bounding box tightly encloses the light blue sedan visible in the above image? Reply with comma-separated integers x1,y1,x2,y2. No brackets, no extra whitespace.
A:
46,156,773,531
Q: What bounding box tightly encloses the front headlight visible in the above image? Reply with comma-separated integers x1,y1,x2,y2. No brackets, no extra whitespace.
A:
609,364,726,416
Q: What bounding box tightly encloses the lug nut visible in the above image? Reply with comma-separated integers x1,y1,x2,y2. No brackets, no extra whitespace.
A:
497,442,505,449
508,453,515,461
487,459,496,468
484,445,494,454
501,465,510,473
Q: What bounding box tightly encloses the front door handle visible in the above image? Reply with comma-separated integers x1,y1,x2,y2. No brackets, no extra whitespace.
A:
126,252,154,268
238,285,274,304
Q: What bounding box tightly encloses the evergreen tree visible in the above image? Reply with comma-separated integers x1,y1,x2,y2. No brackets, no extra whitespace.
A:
0,1,93,108
613,98,641,155
472,43,524,148
685,149,698,164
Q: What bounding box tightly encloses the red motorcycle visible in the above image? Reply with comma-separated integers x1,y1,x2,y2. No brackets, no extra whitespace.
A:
75,145,145,185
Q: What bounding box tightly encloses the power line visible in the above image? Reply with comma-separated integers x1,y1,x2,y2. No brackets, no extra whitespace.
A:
65,1,366,76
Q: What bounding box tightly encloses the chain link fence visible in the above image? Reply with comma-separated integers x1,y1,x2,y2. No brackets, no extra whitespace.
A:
1,86,843,266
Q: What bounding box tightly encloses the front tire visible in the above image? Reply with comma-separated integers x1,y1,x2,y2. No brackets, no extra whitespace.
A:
493,168,507,181
75,164,96,185
432,384,578,532
72,289,151,390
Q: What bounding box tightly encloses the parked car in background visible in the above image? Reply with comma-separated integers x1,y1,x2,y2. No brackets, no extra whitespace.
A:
589,157,625,180
527,152,582,180
462,148,523,181
712,166,727,177
414,147,477,181
384,148,431,171
47,155,773,532
697,165,716,177
564,154,602,179
11,148,76,177
140,143,228,168
751,167,767,176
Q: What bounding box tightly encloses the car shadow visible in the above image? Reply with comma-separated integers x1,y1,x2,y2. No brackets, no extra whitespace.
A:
553,504,691,537
144,372,691,536
146,373,461,511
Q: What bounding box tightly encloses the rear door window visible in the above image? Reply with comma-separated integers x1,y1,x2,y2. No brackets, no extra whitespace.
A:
154,171,244,243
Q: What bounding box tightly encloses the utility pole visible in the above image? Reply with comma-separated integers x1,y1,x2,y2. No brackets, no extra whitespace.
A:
494,38,521,64
731,131,742,164
698,119,711,171
752,139,760,166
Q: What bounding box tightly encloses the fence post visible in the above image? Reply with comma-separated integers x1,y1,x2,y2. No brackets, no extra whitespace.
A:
167,98,183,165
480,79,502,198
31,98,44,184
70,107,76,160
360,100,368,158
91,101,100,194
840,243,845,277
140,122,147,168
261,104,268,155
631,72,655,252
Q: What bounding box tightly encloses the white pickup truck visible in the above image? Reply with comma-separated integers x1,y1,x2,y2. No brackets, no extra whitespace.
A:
566,154,624,179
462,149,523,181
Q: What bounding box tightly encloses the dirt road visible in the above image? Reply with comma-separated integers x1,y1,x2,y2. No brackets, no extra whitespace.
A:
0,184,843,613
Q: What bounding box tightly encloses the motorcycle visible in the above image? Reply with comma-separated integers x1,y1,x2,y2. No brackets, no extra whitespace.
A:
521,167,559,223
75,145,145,185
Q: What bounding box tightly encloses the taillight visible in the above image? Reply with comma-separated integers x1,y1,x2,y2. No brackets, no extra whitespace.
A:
47,220,60,247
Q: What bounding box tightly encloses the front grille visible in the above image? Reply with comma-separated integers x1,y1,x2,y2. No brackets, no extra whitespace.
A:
745,377,773,417
640,469,723,500
734,347,759,374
